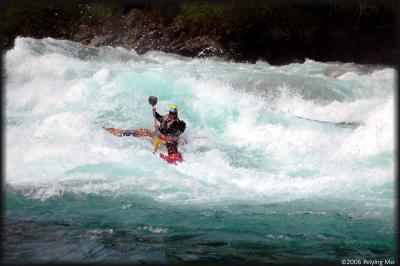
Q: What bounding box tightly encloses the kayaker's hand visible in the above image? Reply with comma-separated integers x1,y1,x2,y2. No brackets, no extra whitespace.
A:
154,123,160,129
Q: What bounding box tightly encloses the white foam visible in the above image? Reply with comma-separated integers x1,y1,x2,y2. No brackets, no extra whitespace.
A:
93,68,110,85
5,38,395,205
338,97,394,157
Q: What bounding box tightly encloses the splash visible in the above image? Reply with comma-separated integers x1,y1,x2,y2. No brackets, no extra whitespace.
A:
5,37,395,205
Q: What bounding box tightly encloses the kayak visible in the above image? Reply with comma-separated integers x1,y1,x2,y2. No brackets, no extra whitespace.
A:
103,127,165,151
104,127,184,164
159,152,183,164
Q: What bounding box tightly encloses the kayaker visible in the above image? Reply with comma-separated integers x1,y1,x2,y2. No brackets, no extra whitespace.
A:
104,104,186,151
152,105,186,143
105,105,186,163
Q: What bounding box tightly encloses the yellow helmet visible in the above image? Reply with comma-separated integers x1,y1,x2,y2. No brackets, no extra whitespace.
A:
169,105,178,114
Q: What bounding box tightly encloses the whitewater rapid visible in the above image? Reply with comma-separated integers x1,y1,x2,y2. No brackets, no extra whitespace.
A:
5,37,395,206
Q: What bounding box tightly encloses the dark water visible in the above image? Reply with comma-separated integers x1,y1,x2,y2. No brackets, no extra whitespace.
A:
4,190,395,263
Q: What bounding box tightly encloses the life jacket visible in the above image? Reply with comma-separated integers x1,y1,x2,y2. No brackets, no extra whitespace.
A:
159,152,183,164
159,115,186,137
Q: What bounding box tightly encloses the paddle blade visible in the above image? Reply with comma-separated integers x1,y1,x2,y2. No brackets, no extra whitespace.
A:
148,96,158,106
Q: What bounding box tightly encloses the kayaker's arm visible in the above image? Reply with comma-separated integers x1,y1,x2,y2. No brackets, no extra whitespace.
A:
167,120,186,139
152,107,163,123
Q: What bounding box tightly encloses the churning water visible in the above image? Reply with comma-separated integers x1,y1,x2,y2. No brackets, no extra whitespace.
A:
4,37,396,263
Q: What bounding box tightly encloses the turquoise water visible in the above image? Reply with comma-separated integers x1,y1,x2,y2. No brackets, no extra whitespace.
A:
4,37,396,263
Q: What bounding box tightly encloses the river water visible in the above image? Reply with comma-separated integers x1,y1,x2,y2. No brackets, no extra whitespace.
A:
4,37,396,263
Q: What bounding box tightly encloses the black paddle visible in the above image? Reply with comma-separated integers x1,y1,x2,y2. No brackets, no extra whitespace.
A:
149,96,158,121
149,96,159,154
148,96,158,107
